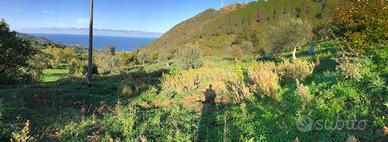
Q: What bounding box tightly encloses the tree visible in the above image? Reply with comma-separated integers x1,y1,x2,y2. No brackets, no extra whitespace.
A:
137,50,148,65
52,47,65,64
227,45,244,61
157,47,176,67
63,46,77,63
0,20,35,84
177,44,203,69
264,15,313,59
106,45,115,56
117,52,137,66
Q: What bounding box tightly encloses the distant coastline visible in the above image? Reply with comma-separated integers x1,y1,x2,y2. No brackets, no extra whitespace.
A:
19,27,163,38
32,33,157,51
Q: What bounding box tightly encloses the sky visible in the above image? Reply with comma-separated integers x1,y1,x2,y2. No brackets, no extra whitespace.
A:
0,0,255,33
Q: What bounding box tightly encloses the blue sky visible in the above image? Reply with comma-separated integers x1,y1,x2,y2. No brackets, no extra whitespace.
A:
0,0,255,33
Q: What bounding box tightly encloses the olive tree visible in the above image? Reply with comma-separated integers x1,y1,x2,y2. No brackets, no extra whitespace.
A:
265,16,313,59
177,44,203,69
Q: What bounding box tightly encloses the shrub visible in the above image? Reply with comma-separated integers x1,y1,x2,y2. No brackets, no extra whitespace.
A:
51,47,65,64
247,62,279,99
137,50,148,65
225,77,251,103
157,47,176,67
141,86,158,103
226,64,251,103
63,46,77,63
295,80,312,110
117,52,137,66
336,58,363,81
68,59,98,76
162,67,236,94
11,120,34,142
226,45,244,61
277,59,315,81
264,15,313,59
177,44,203,69
120,85,133,97
329,0,387,50
161,70,201,93
94,50,123,75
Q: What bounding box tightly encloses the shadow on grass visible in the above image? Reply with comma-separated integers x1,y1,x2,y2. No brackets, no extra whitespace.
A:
198,84,228,142
0,67,168,141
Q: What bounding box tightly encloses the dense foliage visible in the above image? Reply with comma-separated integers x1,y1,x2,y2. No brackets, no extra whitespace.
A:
0,20,39,85
329,0,387,50
264,15,313,59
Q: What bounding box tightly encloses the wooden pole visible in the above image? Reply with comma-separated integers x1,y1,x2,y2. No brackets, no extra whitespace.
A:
87,0,93,86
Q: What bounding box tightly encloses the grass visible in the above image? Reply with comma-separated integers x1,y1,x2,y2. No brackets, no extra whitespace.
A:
0,42,385,141
41,69,69,83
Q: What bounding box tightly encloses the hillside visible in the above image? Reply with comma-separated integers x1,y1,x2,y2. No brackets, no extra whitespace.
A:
141,0,336,56
1,0,386,141
16,32,65,47
144,3,248,53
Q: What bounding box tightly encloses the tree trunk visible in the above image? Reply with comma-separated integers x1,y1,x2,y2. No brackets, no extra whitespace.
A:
292,47,297,60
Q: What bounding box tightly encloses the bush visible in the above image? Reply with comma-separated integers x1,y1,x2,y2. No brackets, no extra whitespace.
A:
117,52,137,66
225,76,251,103
94,49,123,75
247,62,279,99
68,59,98,76
295,80,312,109
137,50,148,65
63,46,76,62
157,47,176,67
11,120,34,142
334,51,373,81
329,0,387,50
277,59,315,81
225,64,251,103
226,45,244,61
177,44,203,69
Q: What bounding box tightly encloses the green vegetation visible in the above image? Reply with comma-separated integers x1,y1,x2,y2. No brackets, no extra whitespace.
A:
0,0,387,141
0,20,39,85
42,69,69,83
264,15,313,59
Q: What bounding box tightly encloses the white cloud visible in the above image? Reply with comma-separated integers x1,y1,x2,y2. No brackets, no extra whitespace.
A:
75,18,89,28
42,10,56,15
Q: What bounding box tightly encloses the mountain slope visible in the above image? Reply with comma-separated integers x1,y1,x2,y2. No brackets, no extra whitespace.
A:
141,0,336,57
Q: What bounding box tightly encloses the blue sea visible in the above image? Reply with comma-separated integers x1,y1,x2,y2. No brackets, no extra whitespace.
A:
31,33,157,51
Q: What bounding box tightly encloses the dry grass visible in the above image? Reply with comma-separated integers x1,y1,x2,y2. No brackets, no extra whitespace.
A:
161,67,237,94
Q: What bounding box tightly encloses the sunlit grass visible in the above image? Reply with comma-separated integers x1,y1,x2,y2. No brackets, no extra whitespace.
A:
41,68,69,83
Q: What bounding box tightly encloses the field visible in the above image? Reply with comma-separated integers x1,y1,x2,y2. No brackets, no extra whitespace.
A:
1,41,386,141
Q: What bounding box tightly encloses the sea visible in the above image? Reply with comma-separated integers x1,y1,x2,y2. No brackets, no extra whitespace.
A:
31,33,157,51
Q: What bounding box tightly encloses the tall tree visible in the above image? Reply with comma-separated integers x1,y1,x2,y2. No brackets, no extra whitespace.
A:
0,20,35,84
